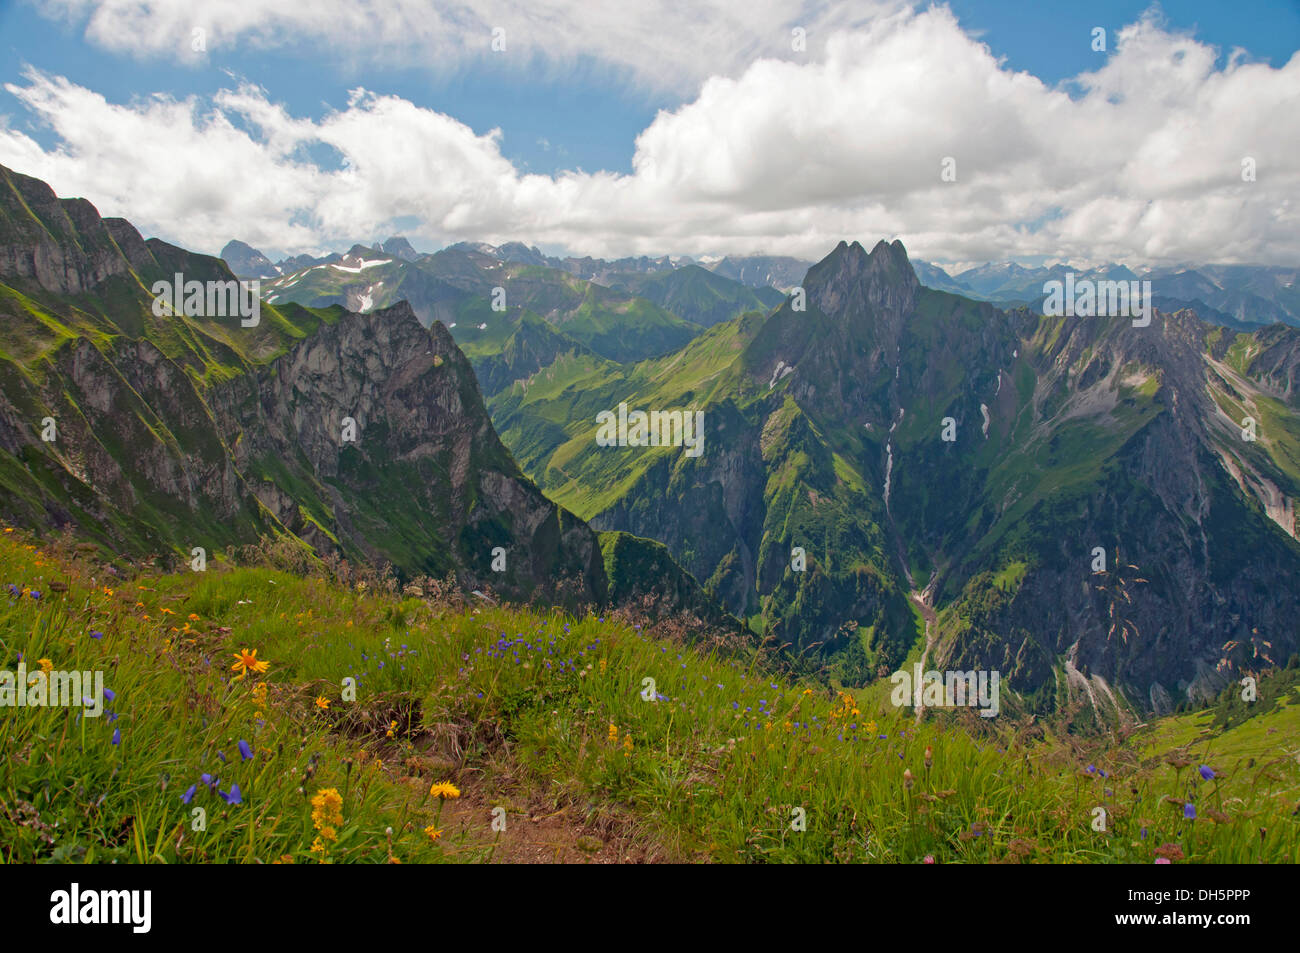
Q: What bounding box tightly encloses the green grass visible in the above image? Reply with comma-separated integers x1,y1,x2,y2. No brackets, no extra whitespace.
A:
2,528,1295,864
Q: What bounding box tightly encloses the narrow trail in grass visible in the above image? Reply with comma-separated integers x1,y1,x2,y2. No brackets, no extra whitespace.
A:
432,781,669,863
911,589,938,725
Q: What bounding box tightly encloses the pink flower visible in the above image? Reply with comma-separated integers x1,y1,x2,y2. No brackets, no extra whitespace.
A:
923,855,935,864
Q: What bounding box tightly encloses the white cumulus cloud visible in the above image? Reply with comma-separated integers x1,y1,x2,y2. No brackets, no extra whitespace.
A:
2,5,1297,266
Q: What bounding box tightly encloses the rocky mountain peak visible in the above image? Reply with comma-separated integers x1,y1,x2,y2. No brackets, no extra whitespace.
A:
380,236,418,261
805,238,920,320
220,240,280,279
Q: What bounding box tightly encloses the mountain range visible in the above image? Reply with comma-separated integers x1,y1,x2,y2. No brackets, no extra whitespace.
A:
3,166,1298,716
227,237,1300,332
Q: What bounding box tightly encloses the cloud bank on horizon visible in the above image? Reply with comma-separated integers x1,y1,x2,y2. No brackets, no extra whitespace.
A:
3,1,1298,268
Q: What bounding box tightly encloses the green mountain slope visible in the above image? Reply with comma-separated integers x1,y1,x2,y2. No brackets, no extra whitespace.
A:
605,264,785,328
483,239,1300,711
0,165,730,625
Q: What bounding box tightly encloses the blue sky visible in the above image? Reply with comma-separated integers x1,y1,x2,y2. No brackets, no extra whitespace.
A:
4,0,1295,175
0,1,1296,266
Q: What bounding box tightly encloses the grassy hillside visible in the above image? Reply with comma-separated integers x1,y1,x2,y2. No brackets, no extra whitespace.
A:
2,528,1294,863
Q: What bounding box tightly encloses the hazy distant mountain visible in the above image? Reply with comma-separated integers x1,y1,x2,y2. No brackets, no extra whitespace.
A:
707,255,810,292
262,242,705,367
923,259,1300,328
220,239,280,279
605,264,784,328
380,236,419,261
910,260,971,295
277,251,342,272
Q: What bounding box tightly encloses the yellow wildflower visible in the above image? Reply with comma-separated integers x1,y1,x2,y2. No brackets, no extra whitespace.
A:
429,781,461,799
36,658,53,674
424,825,443,842
230,647,269,680
608,724,618,744
315,696,331,710
310,787,344,840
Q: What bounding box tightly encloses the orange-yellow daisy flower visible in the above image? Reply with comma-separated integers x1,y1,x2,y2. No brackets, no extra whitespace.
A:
231,647,269,680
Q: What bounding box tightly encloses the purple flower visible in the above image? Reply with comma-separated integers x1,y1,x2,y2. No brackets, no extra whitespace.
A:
1184,803,1196,820
111,728,121,745
29,591,41,600
180,785,197,804
90,630,104,640
1085,764,1096,774
216,750,227,763
103,688,116,702
220,783,242,805
200,773,216,788
238,739,253,761
1198,765,1215,781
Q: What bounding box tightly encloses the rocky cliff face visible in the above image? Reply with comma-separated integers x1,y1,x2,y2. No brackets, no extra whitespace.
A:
0,169,136,294
930,304,1300,712
207,300,609,602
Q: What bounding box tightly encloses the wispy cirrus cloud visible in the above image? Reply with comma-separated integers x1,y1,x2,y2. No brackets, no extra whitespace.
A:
32,0,892,94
